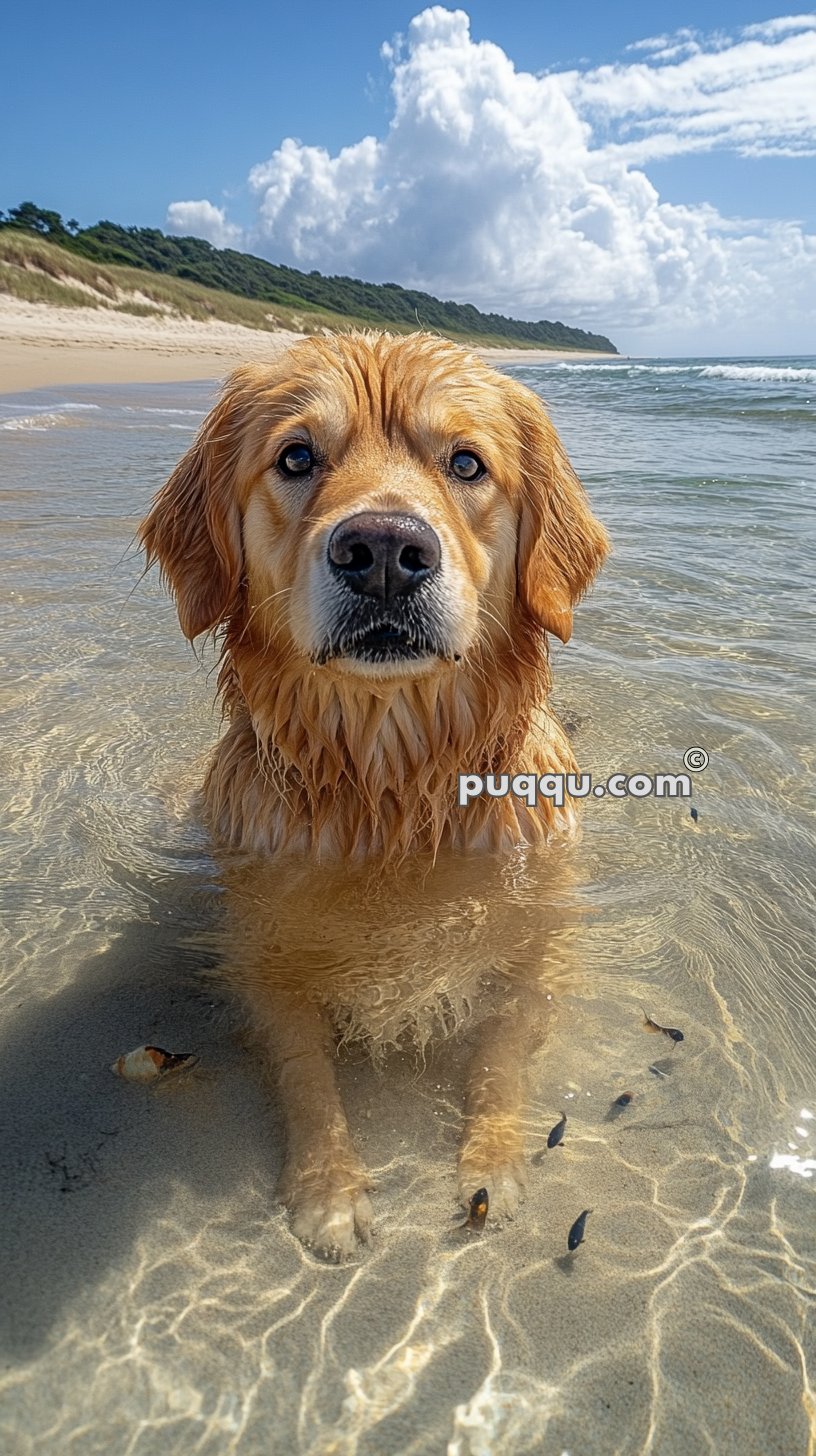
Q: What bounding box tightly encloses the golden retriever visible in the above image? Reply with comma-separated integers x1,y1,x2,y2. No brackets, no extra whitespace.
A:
140,331,608,1257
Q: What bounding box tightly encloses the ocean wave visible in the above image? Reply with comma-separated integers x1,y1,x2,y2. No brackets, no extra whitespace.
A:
699,365,816,384
631,365,691,374
128,406,203,416
0,412,86,432
547,360,816,386
120,421,200,432
0,400,99,422
554,362,633,372
555,362,694,375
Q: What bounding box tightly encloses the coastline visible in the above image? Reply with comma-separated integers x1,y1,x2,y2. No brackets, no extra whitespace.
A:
0,297,620,394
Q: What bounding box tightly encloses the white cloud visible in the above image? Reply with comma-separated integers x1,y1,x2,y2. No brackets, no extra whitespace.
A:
563,23,816,161
743,13,816,38
166,199,242,249
167,9,816,351
625,29,702,61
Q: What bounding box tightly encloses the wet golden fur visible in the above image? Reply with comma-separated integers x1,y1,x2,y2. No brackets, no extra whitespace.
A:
140,332,609,1256
140,331,609,862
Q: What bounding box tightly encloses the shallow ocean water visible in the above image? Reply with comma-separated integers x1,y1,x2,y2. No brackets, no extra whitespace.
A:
0,357,814,1455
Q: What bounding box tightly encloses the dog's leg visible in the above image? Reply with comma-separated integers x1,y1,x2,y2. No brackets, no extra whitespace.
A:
245,983,373,1259
458,1006,539,1220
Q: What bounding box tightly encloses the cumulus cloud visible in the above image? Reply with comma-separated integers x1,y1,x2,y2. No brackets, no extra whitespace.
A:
165,199,242,249
167,9,816,349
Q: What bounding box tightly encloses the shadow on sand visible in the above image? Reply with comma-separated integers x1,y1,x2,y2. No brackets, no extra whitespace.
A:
0,862,284,1361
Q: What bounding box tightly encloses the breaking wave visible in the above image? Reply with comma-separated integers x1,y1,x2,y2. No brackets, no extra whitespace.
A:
699,364,816,384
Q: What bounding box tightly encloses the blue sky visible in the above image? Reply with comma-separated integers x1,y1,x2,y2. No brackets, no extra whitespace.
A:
4,2,816,352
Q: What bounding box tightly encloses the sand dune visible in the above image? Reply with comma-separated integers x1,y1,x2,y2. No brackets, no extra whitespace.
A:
0,297,619,393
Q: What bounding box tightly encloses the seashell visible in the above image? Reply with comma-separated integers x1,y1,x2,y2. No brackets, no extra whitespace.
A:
111,1045,198,1083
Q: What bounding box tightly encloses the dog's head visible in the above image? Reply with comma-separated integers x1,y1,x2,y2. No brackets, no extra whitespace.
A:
140,333,609,679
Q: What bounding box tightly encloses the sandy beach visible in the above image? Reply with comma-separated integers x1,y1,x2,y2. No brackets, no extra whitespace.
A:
0,296,619,393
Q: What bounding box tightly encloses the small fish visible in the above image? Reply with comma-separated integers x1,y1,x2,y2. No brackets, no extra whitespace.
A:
649,1062,671,1079
547,1110,567,1148
612,1092,634,1108
463,1187,489,1232
641,1009,684,1043
111,1045,198,1083
567,1208,592,1252
690,806,699,822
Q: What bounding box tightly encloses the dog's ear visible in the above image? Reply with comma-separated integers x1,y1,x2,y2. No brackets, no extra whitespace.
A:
508,379,610,643
139,370,252,640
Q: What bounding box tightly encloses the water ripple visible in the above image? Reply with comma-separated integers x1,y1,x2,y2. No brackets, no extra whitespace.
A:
0,365,813,1454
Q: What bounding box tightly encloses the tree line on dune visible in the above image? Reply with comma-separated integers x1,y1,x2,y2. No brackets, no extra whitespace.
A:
0,202,617,353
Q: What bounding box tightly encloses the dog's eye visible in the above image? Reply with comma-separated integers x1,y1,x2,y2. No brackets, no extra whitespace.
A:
277,444,314,477
450,450,486,482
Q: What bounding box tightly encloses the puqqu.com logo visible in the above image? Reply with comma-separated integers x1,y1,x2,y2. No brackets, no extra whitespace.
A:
458,750,711,807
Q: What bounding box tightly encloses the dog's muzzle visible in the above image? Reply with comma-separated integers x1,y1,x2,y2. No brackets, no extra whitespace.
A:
320,511,447,665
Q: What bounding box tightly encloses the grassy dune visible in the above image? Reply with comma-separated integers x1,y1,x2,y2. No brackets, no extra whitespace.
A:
0,232,374,336
0,230,615,352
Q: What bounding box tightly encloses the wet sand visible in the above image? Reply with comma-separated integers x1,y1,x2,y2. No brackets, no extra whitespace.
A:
0,297,619,392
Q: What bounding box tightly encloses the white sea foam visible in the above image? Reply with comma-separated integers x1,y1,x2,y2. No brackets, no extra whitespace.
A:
0,412,79,432
0,400,102,432
554,362,632,371
555,362,693,375
132,407,202,416
552,361,816,385
699,364,816,384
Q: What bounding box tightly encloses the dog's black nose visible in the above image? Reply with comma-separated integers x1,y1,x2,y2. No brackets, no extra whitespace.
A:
327,512,441,600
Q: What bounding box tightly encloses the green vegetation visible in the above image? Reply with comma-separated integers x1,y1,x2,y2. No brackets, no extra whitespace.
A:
0,201,617,353
0,230,410,337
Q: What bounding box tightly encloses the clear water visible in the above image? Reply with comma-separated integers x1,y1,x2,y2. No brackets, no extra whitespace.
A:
0,359,814,1454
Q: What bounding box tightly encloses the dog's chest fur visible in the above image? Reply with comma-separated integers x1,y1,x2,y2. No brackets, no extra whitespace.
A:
219,848,580,1056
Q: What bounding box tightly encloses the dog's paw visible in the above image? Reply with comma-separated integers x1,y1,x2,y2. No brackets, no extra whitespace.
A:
458,1160,527,1223
281,1168,374,1260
